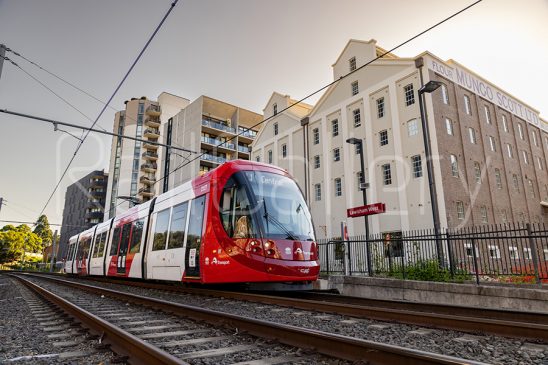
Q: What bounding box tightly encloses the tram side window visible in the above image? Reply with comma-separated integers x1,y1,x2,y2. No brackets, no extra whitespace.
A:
220,180,255,239
70,243,77,260
92,232,103,258
76,240,84,260
119,223,131,256
187,196,206,249
152,209,171,251
67,243,74,260
82,238,91,259
168,202,188,249
96,232,107,258
110,227,121,256
130,219,144,254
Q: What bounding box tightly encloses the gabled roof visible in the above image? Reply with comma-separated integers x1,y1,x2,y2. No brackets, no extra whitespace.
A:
331,39,398,67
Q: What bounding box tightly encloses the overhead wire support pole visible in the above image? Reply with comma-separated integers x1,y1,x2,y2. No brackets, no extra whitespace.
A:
0,108,197,155
0,44,6,81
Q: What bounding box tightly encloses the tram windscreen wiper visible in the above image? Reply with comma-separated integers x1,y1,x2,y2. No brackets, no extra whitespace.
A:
262,199,299,240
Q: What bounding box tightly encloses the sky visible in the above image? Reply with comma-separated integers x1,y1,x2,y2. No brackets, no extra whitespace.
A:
0,0,547,228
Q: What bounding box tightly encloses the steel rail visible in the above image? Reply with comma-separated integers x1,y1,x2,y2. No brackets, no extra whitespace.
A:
17,273,487,365
12,274,188,365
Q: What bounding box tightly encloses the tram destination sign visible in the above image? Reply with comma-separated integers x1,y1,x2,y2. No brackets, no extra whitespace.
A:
347,203,386,218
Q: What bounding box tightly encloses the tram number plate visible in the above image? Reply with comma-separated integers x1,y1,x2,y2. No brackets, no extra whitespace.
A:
189,248,196,267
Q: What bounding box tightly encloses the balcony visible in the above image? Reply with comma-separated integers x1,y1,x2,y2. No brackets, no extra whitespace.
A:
85,211,103,220
89,178,106,187
200,153,228,164
145,117,161,128
238,127,257,140
238,145,250,154
143,141,159,150
145,105,161,117
141,163,157,172
144,128,160,138
140,176,156,185
142,151,158,161
201,136,235,150
138,187,154,197
201,119,235,134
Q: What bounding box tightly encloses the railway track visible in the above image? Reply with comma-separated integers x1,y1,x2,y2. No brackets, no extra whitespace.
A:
10,272,487,365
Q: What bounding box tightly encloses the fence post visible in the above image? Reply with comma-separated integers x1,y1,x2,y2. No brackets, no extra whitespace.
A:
325,242,330,276
366,237,373,277
446,230,455,279
347,239,353,276
526,223,541,286
471,238,480,285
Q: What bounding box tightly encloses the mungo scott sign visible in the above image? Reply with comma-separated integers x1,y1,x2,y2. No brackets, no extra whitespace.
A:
427,58,547,133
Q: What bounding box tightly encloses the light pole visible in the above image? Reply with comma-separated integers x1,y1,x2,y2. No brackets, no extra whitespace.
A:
418,80,443,265
346,137,372,276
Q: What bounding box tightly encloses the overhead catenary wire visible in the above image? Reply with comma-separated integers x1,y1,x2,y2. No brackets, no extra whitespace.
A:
36,0,180,220
152,0,484,191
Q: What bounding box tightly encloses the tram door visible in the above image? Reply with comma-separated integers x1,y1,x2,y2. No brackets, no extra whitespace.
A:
117,223,131,274
184,195,206,278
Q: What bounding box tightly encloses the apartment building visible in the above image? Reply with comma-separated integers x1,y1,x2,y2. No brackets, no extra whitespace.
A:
104,93,189,219
251,39,548,239
160,95,262,190
59,170,108,257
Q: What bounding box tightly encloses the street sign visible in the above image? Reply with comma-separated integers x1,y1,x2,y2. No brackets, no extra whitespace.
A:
359,182,370,190
347,203,386,218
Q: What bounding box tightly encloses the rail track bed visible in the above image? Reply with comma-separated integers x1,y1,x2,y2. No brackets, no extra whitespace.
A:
7,272,494,365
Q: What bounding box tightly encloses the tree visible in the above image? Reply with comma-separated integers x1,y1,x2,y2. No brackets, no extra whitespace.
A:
33,215,53,247
0,224,42,263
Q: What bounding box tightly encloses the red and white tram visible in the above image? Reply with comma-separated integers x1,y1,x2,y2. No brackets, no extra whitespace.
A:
64,160,319,288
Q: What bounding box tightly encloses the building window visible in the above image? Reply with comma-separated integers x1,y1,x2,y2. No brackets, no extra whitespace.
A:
522,150,529,164
355,143,362,155
404,84,415,106
488,245,500,259
377,97,385,118
468,128,477,144
313,128,320,144
268,150,273,163
528,179,535,197
333,148,340,162
332,119,339,137
335,178,342,197
353,109,361,127
382,164,392,185
274,122,278,135
532,130,538,147
484,106,491,124
489,136,496,152
357,171,364,189
445,118,454,135
537,156,544,170
502,115,508,132
281,144,287,158
441,84,449,104
379,130,388,146
509,246,519,260
464,95,472,115
351,81,359,96
407,119,418,136
349,57,356,71
273,103,278,115
314,183,321,201
314,155,320,169
517,123,524,140
495,169,502,189
450,154,459,177
513,174,520,192
456,201,465,220
474,162,481,184
411,155,422,178
506,144,513,158
523,248,532,260
256,156,260,162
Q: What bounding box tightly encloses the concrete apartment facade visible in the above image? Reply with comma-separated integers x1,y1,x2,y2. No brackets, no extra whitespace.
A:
251,39,548,239
104,93,189,219
59,170,108,258
159,95,262,190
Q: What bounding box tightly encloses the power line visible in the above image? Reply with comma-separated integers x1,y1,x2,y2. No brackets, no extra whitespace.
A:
37,0,180,220
0,108,198,154
153,0,484,189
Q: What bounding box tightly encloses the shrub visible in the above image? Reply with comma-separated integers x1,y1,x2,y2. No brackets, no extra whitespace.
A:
385,259,471,283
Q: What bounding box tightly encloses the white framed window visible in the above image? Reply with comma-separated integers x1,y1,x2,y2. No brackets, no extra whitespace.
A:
379,130,388,146
450,154,459,177
411,155,422,178
517,123,524,140
464,95,472,115
544,249,548,261
501,115,508,132
513,174,520,192
404,84,415,106
353,109,361,127
488,245,500,259
441,84,449,104
480,206,488,223
484,106,491,124
313,128,320,145
457,201,465,220
523,247,532,260
445,118,454,135
333,148,340,162
268,150,273,164
532,130,538,146
489,136,496,152
273,103,278,115
382,164,392,185
522,150,529,164
537,156,543,170
474,162,481,184
332,119,339,137
351,81,359,96
506,143,513,158
334,178,342,197
377,97,385,118
464,242,477,257
407,119,418,136
314,183,321,201
528,179,535,197
274,122,279,135
495,168,502,189
314,155,320,169
509,246,519,260
349,57,356,72
281,144,287,158
468,128,477,144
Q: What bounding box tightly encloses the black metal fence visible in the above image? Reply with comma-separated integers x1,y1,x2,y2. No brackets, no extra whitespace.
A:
318,223,548,285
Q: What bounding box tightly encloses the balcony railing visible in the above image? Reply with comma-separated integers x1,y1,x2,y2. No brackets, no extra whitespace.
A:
202,119,235,134
238,145,250,153
201,136,235,150
144,128,160,137
142,151,159,160
238,127,257,139
200,153,228,164
141,163,157,171
138,187,154,196
140,176,156,185
145,117,161,127
145,105,161,116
